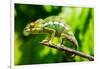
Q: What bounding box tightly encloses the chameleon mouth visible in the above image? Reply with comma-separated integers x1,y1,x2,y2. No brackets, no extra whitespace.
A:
24,28,31,32
23,28,31,36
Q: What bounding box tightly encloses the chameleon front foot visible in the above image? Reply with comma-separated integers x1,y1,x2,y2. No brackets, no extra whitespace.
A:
41,40,55,45
41,40,49,44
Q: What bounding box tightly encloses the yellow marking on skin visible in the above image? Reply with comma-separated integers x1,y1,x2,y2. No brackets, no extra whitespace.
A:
31,28,37,32
30,22,34,26
26,28,31,32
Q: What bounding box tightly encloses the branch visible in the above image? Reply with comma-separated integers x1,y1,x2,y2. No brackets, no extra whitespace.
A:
40,41,94,61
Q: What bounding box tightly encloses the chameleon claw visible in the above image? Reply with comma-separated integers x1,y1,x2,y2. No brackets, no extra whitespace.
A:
48,41,53,45
41,40,55,45
41,40,49,44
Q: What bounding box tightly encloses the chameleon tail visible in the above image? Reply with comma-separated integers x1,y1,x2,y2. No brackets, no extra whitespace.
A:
64,34,78,50
64,34,78,61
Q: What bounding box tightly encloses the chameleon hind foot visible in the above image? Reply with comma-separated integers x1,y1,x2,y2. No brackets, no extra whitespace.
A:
56,43,62,46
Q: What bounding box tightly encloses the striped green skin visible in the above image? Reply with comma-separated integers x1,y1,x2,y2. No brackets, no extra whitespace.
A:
42,16,69,36
24,16,78,49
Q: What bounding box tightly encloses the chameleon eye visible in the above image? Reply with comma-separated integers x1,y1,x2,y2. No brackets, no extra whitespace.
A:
30,23,34,28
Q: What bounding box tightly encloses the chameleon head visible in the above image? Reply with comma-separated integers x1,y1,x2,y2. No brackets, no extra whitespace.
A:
23,19,44,36
23,22,34,36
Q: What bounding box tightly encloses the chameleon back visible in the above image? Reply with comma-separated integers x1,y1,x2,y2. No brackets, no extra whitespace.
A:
42,16,70,36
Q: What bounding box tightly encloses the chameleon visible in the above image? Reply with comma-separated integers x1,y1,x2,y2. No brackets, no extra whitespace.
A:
23,16,78,50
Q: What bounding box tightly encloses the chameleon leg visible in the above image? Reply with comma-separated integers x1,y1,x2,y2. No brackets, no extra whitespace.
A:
42,27,55,45
57,33,64,46
49,30,56,45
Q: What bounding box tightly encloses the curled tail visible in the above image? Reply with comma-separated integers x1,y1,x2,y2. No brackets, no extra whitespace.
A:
63,34,78,61
64,34,78,50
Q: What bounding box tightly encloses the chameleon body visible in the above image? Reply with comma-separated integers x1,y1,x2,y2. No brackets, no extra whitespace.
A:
24,16,78,50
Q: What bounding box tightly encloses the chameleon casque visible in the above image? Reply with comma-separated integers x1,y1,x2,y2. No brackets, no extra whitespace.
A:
24,16,78,50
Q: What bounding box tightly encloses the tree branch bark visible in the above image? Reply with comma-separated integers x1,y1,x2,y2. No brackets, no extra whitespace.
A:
40,41,94,61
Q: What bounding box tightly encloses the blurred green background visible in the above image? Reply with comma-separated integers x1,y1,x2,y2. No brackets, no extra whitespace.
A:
14,4,94,65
